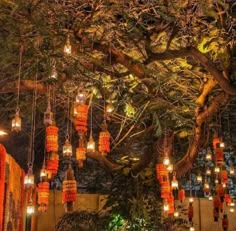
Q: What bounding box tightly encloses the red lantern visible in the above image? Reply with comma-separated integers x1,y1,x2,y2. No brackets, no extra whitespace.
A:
74,104,88,133
46,153,59,178
224,194,231,205
46,126,59,153
213,137,220,150
220,170,228,184
213,195,221,208
160,181,171,199
37,182,50,212
215,151,224,166
99,131,110,154
156,164,168,183
178,189,185,202
167,194,174,214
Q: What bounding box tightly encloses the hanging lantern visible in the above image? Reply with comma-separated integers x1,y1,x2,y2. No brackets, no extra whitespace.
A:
167,164,173,173
213,137,220,150
178,189,185,202
12,109,21,132
163,156,170,166
204,182,210,194
44,104,53,126
64,34,72,55
163,199,169,212
196,173,202,183
230,165,235,176
26,201,35,216
106,102,114,114
49,64,58,80
156,164,168,183
75,85,86,104
24,167,34,189
40,166,47,182
206,149,212,161
74,103,88,134
171,173,178,190
220,169,228,184
216,183,225,198
87,135,95,152
214,166,220,173
46,125,59,153
224,194,232,205
160,181,171,199
98,122,110,155
215,151,224,166
206,168,211,176
174,211,179,217
167,194,174,214
63,138,73,157
62,165,77,212
37,182,50,212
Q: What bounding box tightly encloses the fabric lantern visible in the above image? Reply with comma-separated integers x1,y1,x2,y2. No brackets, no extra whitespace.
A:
213,137,220,150
167,194,174,214
220,170,228,184
156,164,168,183
46,125,59,153
215,151,224,166
62,165,77,212
160,181,171,199
98,122,110,155
74,104,88,134
178,189,185,202
37,182,50,212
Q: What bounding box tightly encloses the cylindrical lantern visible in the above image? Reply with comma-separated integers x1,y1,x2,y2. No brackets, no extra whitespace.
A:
98,123,110,155
178,189,185,202
63,138,73,157
46,125,59,153
160,181,171,199
12,110,21,132
74,104,88,134
220,170,228,184
62,166,77,212
37,182,50,212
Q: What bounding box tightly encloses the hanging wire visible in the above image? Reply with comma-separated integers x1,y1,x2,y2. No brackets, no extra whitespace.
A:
16,45,23,110
66,96,70,140
90,100,93,137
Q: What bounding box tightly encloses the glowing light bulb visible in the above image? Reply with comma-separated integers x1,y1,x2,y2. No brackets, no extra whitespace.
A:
230,202,235,207
167,164,173,173
214,166,220,173
64,35,72,55
189,197,194,203
174,211,179,217
49,65,58,79
219,142,225,148
222,182,227,188
12,109,21,132
215,178,219,184
206,168,211,176
40,167,47,180
208,196,213,201
163,156,170,166
87,135,95,152
26,203,35,215
230,208,234,213
106,102,114,114
204,182,210,189
197,174,202,183
190,227,195,231
63,139,73,157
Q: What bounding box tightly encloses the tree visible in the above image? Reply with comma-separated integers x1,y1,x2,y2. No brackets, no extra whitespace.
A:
0,0,235,177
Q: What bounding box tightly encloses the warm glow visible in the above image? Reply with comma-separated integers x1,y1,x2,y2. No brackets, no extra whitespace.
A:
171,175,178,190
63,139,73,157
163,156,170,166
206,153,212,161
49,65,58,79
222,182,227,188
64,35,72,55
163,203,169,212
76,89,86,103
215,178,219,184
230,166,235,175
208,196,213,201
87,136,95,152
214,166,220,173
230,208,234,213
204,182,209,189
197,174,202,183
206,168,211,175
230,202,235,207
167,164,173,172
219,142,225,148
189,197,194,203
24,174,34,188
190,227,195,231
12,111,21,132
26,204,35,215
106,102,114,114
174,211,179,217
40,168,47,178
0,130,7,136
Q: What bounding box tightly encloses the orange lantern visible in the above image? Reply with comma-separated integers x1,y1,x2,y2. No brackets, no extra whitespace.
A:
37,182,50,212
213,137,220,150
160,181,171,199
213,195,221,209
224,194,232,205
220,170,228,184
46,125,59,153
74,104,88,134
156,164,168,183
76,147,86,161
215,151,224,166
98,123,110,154
216,183,225,199
167,194,174,214
178,189,185,202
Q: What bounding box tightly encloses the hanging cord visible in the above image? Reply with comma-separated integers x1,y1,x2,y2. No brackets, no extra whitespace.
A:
16,45,23,110
90,100,93,137
66,96,70,140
